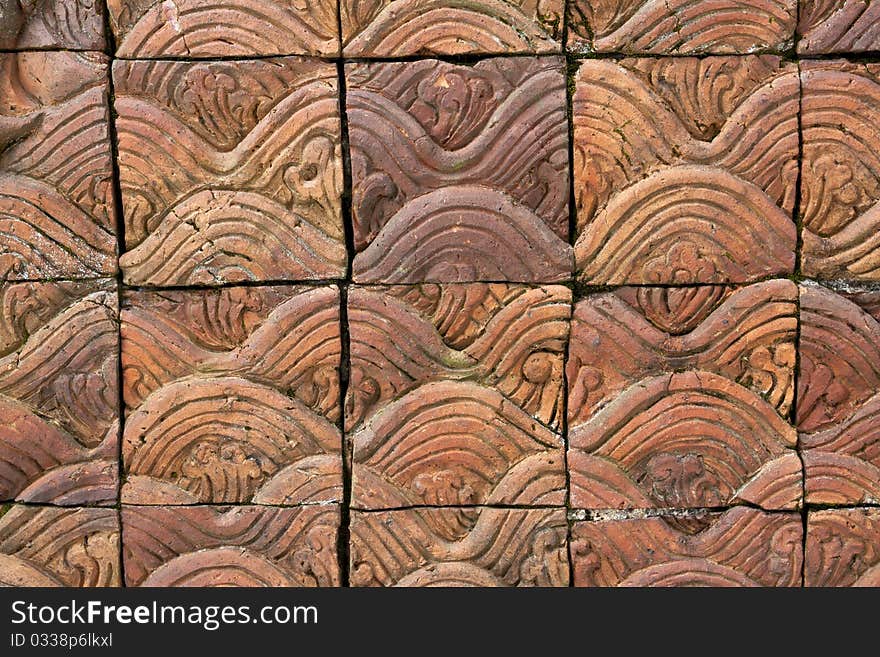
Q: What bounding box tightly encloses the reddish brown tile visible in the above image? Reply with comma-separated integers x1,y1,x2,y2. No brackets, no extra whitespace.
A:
122,505,340,586
572,56,798,285
108,0,339,57
0,505,120,586
0,0,105,50
341,0,562,56
567,0,796,54
567,281,800,511
114,58,345,286
348,284,571,430
797,1,880,54
0,281,118,505
350,507,568,586
571,508,803,587
349,284,568,509
347,57,572,283
798,282,880,505
805,508,880,587
801,61,880,281
1,52,116,281
121,285,342,505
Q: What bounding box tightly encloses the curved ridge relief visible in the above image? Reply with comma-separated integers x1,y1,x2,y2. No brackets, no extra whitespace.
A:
353,187,573,283
797,283,880,432
114,0,339,57
343,0,560,56
119,189,347,285
567,280,797,423
352,380,564,508
0,395,117,504
798,1,880,53
586,0,795,53
0,175,115,279
123,377,341,504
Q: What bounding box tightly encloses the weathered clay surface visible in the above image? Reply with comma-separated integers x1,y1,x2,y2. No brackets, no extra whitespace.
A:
568,371,800,511
572,56,798,284
797,1,880,54
348,284,569,509
0,505,120,586
350,507,568,586
0,282,118,505
114,58,345,285
805,508,880,587
121,285,342,505
1,51,116,281
348,284,571,430
568,280,798,422
122,505,340,586
798,283,880,505
347,57,572,283
0,0,104,50
801,61,880,281
571,508,803,587
341,0,563,56
108,0,339,57
567,0,797,54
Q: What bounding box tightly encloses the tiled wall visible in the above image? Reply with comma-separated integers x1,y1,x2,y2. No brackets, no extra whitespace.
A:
1,0,879,587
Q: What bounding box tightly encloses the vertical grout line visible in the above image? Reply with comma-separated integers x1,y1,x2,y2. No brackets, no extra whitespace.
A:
336,0,355,587
562,1,576,588
101,0,127,588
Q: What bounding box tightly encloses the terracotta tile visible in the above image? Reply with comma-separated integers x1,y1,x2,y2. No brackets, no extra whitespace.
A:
0,505,120,587
571,508,803,587
114,58,345,286
805,508,880,587
572,56,798,285
121,285,342,505
567,0,796,54
107,0,339,57
341,0,562,56
798,282,880,505
350,507,568,586
567,281,801,511
1,52,116,281
347,57,572,283
0,281,118,505
801,61,880,281
122,505,340,586
797,1,880,54
0,0,105,50
349,284,569,509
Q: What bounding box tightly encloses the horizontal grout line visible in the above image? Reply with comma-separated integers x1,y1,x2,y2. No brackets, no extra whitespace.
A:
109,51,564,64
14,48,880,64
15,276,880,291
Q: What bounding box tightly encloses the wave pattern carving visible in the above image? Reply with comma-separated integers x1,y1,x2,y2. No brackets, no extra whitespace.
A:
572,56,798,284
347,57,572,283
121,285,342,505
114,58,345,285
